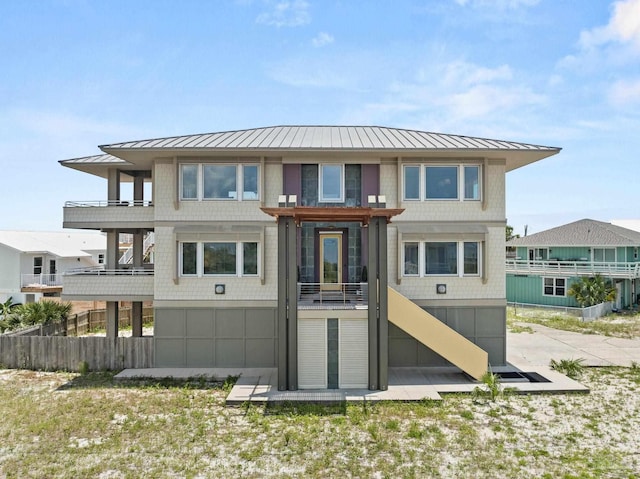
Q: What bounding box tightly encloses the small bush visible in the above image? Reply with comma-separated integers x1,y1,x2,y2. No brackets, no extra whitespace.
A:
550,358,585,380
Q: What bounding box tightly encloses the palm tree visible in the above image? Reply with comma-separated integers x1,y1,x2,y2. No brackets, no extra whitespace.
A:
568,275,616,307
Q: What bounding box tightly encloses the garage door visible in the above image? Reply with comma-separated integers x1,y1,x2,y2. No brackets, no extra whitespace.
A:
339,318,368,388
298,318,327,389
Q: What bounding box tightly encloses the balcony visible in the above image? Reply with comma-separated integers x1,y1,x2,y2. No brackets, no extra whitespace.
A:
297,283,369,310
62,267,154,301
21,274,63,292
505,259,640,279
63,200,154,229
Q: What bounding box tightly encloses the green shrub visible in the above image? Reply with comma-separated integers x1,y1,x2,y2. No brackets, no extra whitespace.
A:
549,358,585,380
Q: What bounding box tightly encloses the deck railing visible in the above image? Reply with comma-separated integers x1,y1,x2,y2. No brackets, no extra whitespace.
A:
21,274,62,288
64,267,154,276
506,259,640,278
64,200,153,207
297,282,368,307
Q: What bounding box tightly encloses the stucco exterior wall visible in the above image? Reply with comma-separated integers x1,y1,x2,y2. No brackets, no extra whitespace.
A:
0,245,20,298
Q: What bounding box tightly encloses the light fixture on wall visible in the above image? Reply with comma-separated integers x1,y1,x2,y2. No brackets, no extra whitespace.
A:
215,284,225,295
436,284,447,294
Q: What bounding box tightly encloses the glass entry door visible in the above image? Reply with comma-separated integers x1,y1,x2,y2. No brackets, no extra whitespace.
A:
320,233,342,291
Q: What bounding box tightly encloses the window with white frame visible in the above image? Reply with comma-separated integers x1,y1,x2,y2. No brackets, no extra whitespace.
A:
180,163,259,201
402,164,481,201
180,241,259,277
319,164,344,202
543,277,566,297
593,248,615,262
402,241,481,277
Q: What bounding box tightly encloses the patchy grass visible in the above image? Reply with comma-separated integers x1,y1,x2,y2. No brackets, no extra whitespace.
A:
507,307,640,338
0,367,639,477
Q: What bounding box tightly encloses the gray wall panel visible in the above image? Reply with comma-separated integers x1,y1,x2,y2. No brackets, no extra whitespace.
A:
154,307,277,368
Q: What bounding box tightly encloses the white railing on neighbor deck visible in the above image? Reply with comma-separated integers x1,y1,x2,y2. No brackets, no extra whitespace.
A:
297,282,368,308
120,232,156,265
64,200,154,207
21,274,62,288
505,260,640,278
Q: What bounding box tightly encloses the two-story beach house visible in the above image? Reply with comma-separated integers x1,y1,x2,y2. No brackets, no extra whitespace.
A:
60,126,559,390
0,230,106,304
506,219,640,310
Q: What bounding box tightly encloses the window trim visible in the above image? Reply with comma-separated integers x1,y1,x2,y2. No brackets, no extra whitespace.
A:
179,163,260,202
401,240,482,278
319,164,345,203
179,240,260,277
543,277,566,297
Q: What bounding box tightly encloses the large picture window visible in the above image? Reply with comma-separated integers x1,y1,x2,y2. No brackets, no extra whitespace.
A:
319,164,344,202
402,164,481,201
402,241,481,277
180,241,259,277
180,163,260,201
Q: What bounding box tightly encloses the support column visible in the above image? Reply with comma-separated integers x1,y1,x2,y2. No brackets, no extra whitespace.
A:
106,230,119,270
367,221,379,390
277,216,298,390
367,216,389,391
133,174,144,205
132,301,143,337
106,301,119,338
107,168,120,204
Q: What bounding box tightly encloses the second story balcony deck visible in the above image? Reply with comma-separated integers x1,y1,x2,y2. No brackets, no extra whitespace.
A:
63,200,154,229
506,259,640,279
297,283,369,309
62,266,154,301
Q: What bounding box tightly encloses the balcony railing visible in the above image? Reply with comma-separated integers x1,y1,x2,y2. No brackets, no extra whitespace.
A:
64,200,153,207
297,282,368,309
505,260,640,278
21,274,62,288
64,267,154,276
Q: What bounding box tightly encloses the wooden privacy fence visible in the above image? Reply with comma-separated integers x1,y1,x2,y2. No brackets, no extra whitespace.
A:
65,307,154,336
0,336,154,372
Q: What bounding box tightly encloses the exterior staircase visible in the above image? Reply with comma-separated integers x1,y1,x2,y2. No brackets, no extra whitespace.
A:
387,287,488,380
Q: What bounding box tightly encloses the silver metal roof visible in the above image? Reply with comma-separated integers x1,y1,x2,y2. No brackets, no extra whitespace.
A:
60,153,127,165
100,126,559,152
507,219,640,247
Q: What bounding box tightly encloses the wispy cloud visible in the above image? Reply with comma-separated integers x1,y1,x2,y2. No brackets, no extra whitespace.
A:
256,0,311,27
579,0,640,51
312,32,334,47
453,0,540,9
609,78,640,105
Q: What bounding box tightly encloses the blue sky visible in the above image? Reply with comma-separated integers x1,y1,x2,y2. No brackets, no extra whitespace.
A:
1,0,639,236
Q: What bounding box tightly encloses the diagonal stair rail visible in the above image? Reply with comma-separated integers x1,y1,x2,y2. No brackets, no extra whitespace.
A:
388,287,488,380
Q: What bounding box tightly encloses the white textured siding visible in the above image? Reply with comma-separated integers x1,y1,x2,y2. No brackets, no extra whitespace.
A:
339,318,368,388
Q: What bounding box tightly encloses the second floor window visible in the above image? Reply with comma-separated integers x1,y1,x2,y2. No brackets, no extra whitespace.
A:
180,164,259,201
403,164,480,201
403,241,480,277
180,241,259,277
319,164,344,203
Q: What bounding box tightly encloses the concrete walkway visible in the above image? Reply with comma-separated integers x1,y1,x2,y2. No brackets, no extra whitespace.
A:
507,323,640,368
115,323,640,404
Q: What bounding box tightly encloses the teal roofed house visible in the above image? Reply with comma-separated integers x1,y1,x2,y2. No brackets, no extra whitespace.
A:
506,219,640,310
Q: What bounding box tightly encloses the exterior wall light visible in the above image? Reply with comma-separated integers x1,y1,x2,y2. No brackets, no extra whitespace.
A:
215,284,225,295
436,284,447,294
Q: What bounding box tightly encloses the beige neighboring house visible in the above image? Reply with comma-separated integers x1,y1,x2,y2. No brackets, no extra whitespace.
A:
59,125,559,390
0,230,106,304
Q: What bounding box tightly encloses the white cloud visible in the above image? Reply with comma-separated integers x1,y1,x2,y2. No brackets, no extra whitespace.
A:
579,0,640,51
312,32,334,47
256,0,311,27
609,78,640,105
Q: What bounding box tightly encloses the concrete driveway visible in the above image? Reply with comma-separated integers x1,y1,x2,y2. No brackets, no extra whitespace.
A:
507,323,640,368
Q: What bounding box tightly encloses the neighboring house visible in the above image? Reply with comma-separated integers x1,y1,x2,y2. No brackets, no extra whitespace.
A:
0,230,106,304
506,219,640,310
59,125,559,390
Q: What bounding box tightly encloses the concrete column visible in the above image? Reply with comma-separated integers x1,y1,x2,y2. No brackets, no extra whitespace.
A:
132,301,143,337
106,301,119,338
133,231,144,268
277,219,288,390
286,217,298,390
133,174,144,204
107,169,120,204
106,230,119,270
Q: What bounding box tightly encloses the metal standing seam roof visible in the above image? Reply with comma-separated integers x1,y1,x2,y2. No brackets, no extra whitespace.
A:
507,219,640,247
59,153,129,165
98,126,560,152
